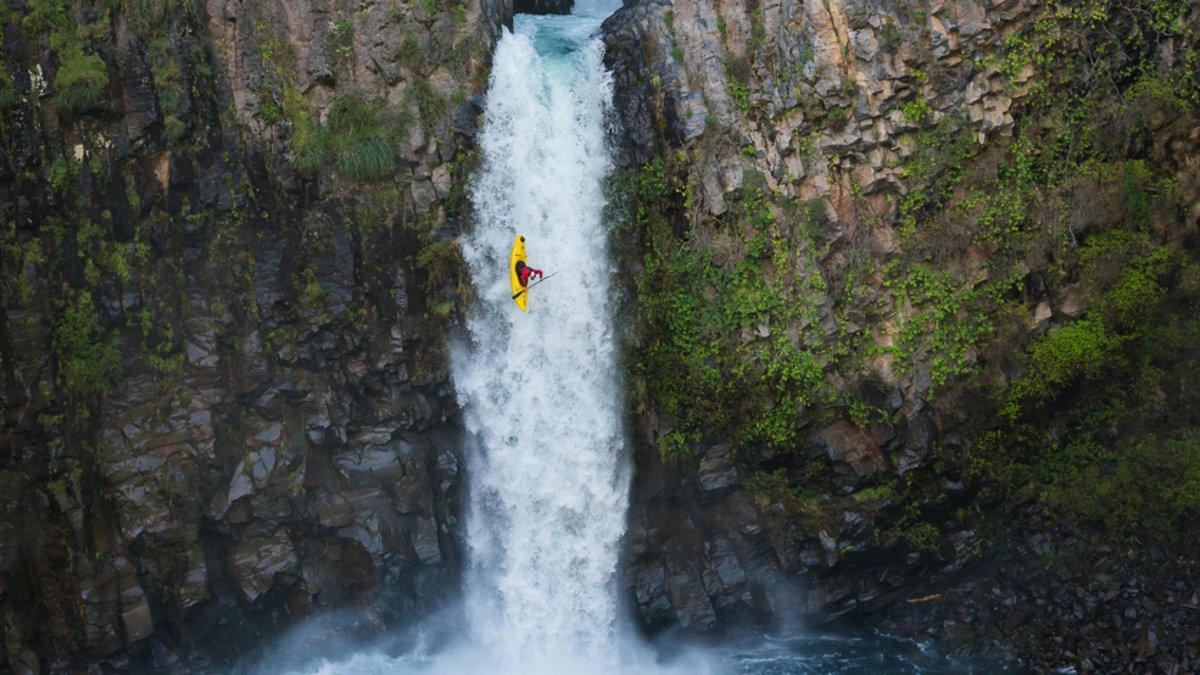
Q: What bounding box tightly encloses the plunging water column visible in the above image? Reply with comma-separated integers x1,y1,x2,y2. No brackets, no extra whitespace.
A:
266,5,638,673
453,0,630,670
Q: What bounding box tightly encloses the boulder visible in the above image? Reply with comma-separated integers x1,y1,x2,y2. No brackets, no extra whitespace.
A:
812,421,889,487
697,444,737,492
229,530,299,602
708,539,747,589
666,572,718,631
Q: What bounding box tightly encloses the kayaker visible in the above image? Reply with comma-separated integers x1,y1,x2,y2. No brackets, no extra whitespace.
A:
515,259,544,287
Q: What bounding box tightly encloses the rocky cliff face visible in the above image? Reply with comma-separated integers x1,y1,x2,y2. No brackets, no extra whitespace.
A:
0,0,512,670
604,0,1200,669
3,0,1199,672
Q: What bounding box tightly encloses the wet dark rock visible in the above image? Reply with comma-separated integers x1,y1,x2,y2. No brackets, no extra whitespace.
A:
229,530,300,603
812,421,889,488
875,521,1200,672
697,444,737,492
602,0,673,166
666,571,718,631
514,0,574,14
707,539,746,589
633,564,668,607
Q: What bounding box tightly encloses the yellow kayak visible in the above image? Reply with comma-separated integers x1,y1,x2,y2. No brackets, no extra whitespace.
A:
509,234,528,312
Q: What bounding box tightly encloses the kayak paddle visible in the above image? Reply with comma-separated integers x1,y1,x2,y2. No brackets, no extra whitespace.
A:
512,271,560,300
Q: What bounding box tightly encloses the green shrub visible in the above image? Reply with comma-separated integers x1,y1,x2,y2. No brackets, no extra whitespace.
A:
1006,319,1123,412
54,290,121,396
330,17,355,49
121,0,198,36
288,117,328,174
896,118,974,239
446,40,478,76
1123,73,1190,113
1044,432,1200,543
147,37,189,143
743,467,826,517
880,19,902,51
400,36,422,70
1100,266,1165,330
332,133,396,181
629,158,830,453
1078,229,1151,270
884,262,995,389
901,97,934,124
724,59,751,115
21,0,70,38
415,237,467,299
0,67,19,110
1076,229,1172,332
261,98,279,124
325,94,398,181
285,86,327,173
852,483,896,503
900,522,940,552
410,76,444,128
48,155,77,193
287,92,400,182
162,117,186,144
54,44,108,113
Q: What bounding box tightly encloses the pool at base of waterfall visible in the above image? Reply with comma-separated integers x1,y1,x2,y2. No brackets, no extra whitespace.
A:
685,633,989,674
238,610,993,675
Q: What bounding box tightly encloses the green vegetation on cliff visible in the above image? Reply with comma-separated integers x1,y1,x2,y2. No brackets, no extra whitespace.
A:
619,0,1200,554
53,290,121,396
289,93,405,182
0,0,486,667
624,159,831,454
887,0,1200,549
52,44,108,113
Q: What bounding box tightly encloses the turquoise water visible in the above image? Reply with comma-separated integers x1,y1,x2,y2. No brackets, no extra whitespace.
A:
241,614,970,674
702,633,967,673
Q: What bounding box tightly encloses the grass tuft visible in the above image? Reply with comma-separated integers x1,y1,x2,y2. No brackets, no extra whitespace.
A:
54,44,108,113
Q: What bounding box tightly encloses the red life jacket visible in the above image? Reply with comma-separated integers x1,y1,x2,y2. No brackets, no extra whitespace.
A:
516,262,542,287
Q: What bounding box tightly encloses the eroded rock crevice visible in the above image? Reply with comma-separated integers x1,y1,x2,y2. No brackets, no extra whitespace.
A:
513,0,575,15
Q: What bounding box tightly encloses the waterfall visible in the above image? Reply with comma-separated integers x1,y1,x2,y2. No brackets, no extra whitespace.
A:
453,1,630,669
244,3,978,673
262,4,659,673
250,4,958,674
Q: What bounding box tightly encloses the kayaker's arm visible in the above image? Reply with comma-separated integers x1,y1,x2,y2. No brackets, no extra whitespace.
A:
512,271,559,300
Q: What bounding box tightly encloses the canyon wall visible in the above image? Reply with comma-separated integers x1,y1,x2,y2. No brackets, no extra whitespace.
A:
2,0,1199,672
0,0,512,670
604,0,1200,669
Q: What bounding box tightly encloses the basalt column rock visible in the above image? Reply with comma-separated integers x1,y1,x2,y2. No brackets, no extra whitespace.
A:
0,0,518,671
603,0,1200,670
603,0,1048,636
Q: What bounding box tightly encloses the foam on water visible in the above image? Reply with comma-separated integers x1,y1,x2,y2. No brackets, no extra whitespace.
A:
452,0,631,670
